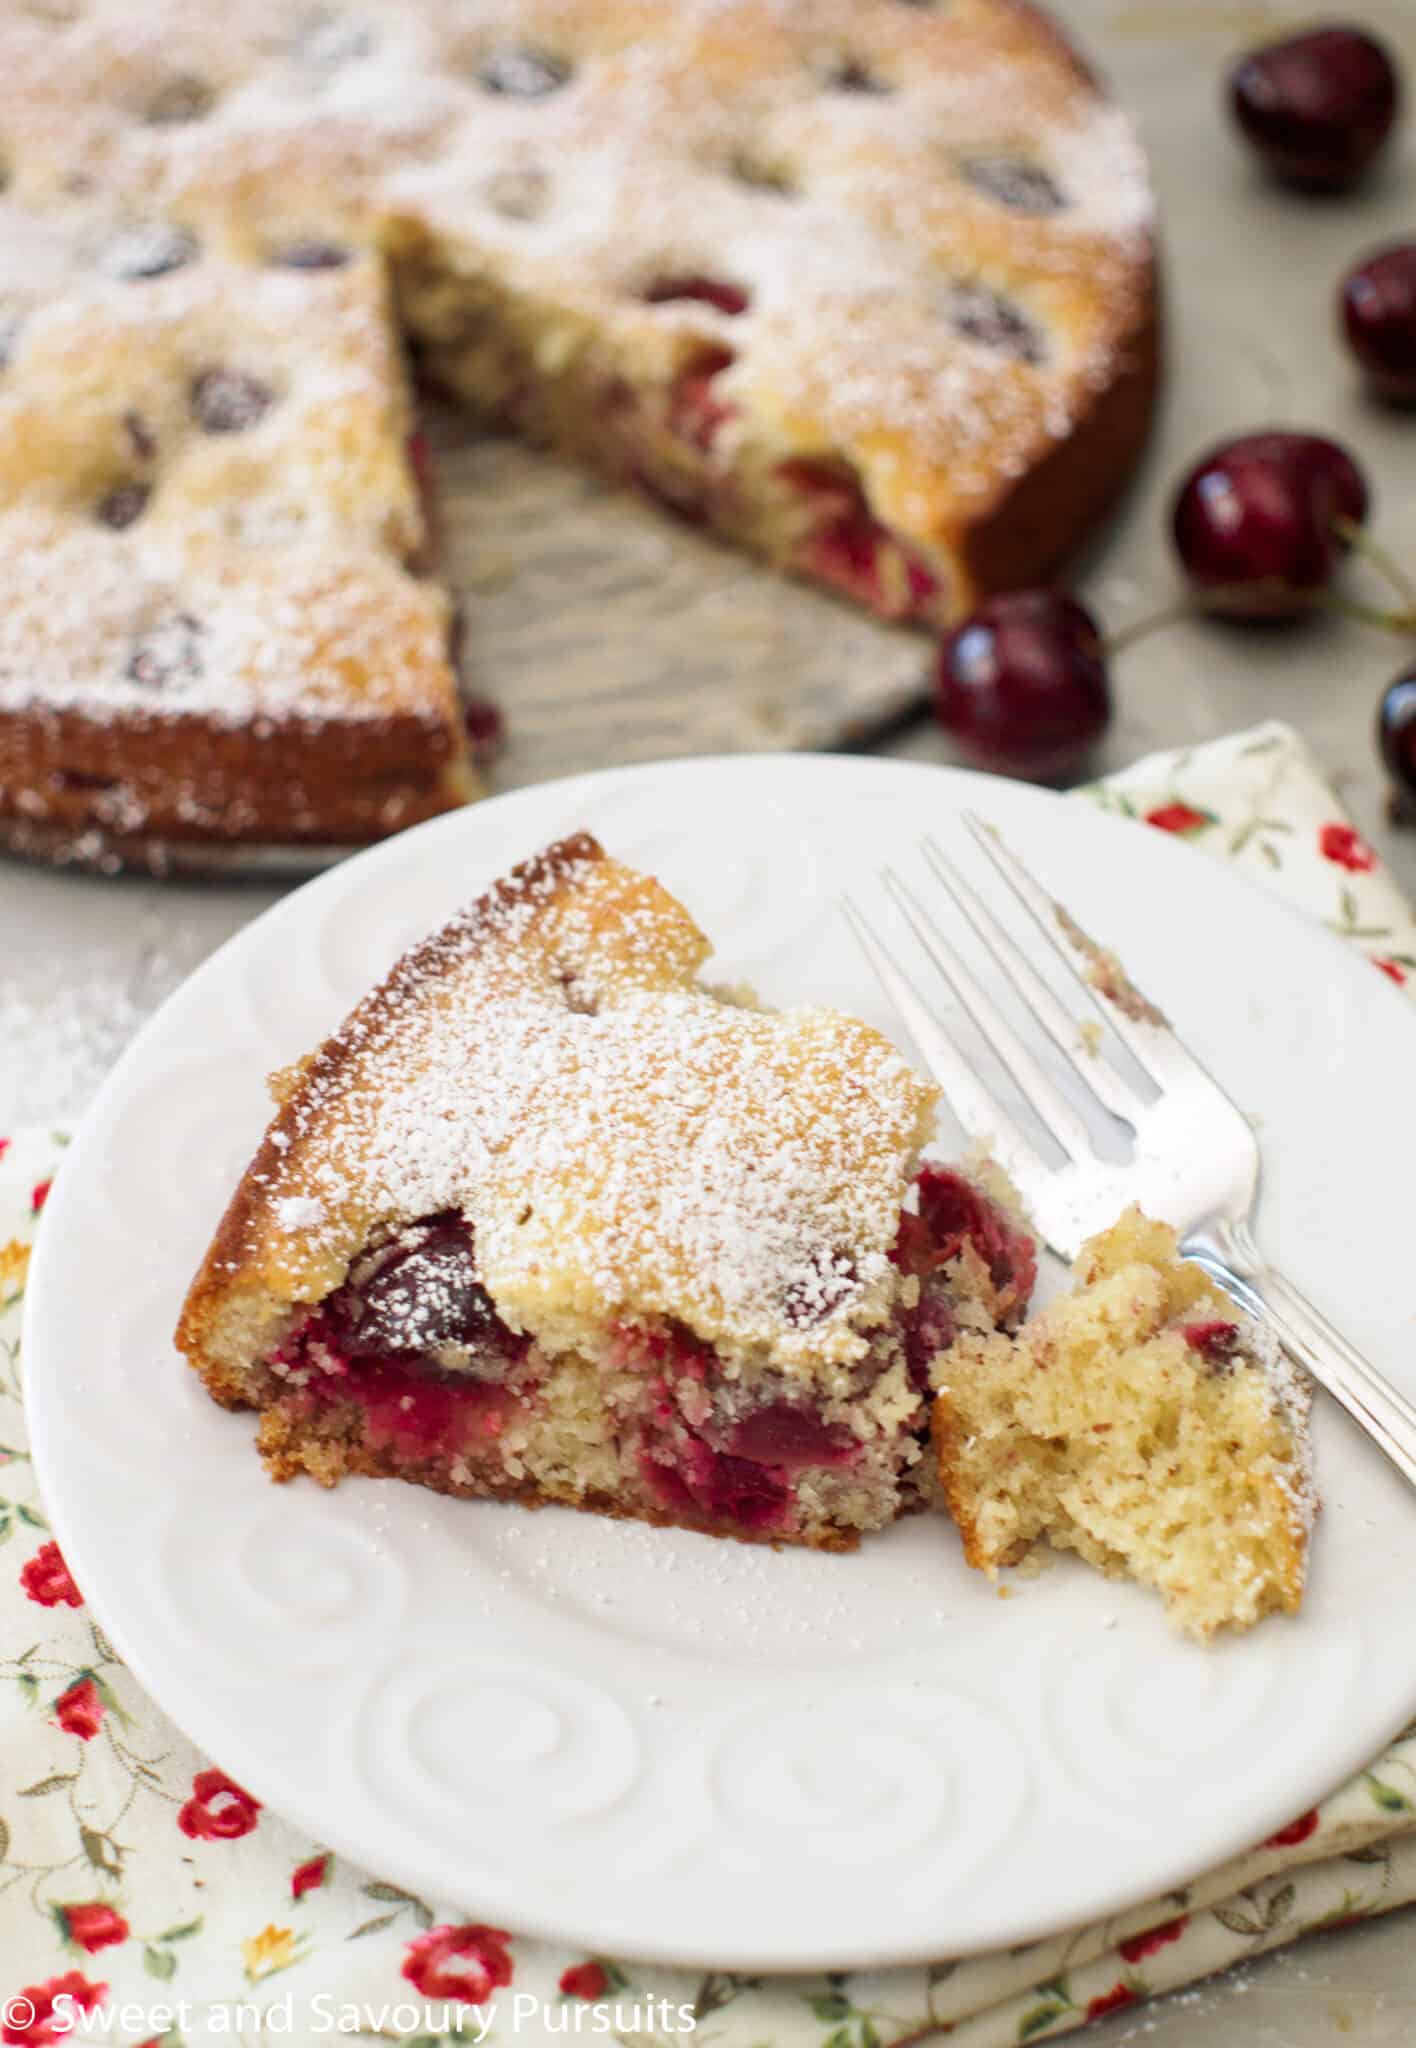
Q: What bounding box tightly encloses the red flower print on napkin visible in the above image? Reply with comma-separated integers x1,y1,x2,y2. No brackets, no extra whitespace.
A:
1265,1808,1320,1849
20,1542,82,1609
1118,1915,1188,1963
1376,958,1408,986
291,1853,332,1899
560,1962,609,2000
30,1178,51,1215
2,1973,106,2046
402,1924,514,2002
176,1769,261,1841
57,1904,128,1955
53,1679,104,1740
1145,803,1213,837
1319,822,1376,872
1085,1983,1138,2022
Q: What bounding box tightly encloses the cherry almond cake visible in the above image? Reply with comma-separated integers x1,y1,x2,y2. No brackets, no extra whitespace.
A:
0,0,1157,866
176,834,1037,1551
178,836,1314,1632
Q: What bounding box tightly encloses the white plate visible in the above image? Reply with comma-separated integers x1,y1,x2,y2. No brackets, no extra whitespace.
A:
25,754,1416,1973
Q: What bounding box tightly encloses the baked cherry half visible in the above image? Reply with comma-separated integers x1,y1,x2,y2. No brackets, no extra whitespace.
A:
1229,25,1401,193
1170,431,1369,621
934,590,1110,783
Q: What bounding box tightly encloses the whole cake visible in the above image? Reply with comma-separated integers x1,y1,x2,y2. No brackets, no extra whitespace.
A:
0,0,1157,867
176,833,1036,1550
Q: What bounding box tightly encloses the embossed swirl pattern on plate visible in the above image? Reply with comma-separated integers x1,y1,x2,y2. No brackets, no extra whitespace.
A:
157,1488,410,1677
92,1055,273,1247
352,1653,643,1836
1033,1619,1363,1836
58,1286,210,1457
706,1687,1029,1876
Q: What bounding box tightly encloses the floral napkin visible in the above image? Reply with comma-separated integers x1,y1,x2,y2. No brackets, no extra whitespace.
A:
3,720,1415,2048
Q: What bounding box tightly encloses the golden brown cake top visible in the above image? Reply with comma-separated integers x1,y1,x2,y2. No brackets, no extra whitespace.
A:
200,835,939,1374
0,0,1154,543
0,194,460,732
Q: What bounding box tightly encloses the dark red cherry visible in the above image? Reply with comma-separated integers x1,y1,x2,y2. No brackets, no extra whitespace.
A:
476,46,571,97
1179,1319,1242,1370
1378,667,1416,816
723,1403,856,1472
143,74,215,126
934,590,1110,783
127,614,204,688
342,1215,525,1365
1230,26,1400,193
643,276,750,316
96,482,150,530
1342,244,1416,405
101,222,199,281
949,284,1045,365
191,369,274,433
463,697,504,761
270,238,352,271
959,154,1065,215
1171,431,1368,621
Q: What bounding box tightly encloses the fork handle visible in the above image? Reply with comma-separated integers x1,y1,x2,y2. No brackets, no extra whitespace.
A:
1181,1220,1416,1494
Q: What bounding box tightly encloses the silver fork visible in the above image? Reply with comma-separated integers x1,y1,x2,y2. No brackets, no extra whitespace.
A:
843,814,1416,1491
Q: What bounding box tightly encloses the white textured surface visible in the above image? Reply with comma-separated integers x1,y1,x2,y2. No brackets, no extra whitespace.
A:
8,0,1416,2019
23,753,1416,1972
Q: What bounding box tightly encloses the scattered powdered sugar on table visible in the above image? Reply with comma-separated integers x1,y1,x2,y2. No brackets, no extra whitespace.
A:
0,915,212,1126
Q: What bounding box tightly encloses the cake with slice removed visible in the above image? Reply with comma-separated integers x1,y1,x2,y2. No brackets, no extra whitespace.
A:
0,0,1157,866
931,1207,1316,1634
176,833,1037,1551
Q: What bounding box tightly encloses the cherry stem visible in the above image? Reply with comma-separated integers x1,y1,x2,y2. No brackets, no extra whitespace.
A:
1334,516,1416,613
1105,579,1416,657
1103,597,1199,655
1317,587,1416,632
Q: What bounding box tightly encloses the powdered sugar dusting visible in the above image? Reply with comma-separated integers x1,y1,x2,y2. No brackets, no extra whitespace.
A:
238,837,938,1377
0,0,1153,842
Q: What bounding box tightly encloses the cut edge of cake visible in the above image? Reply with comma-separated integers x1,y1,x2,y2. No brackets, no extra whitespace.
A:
931,1206,1316,1635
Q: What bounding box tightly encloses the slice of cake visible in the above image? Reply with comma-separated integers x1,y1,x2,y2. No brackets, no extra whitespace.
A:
932,1208,1315,1634
176,835,1038,1551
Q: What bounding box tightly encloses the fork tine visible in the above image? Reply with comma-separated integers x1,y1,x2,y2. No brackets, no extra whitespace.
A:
882,869,1101,1165
964,813,1215,1091
920,837,1147,1127
840,895,1050,1193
